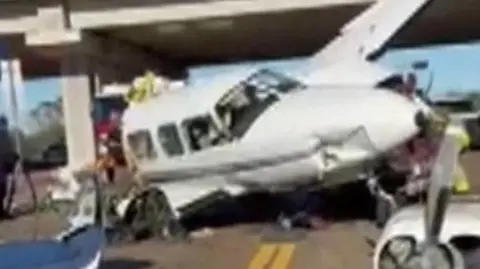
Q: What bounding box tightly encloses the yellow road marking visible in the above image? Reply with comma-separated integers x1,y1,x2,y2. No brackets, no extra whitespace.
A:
248,243,296,269
248,244,277,269
270,244,296,269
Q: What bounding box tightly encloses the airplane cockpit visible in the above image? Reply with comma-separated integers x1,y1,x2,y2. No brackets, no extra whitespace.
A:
182,69,305,152
214,69,305,139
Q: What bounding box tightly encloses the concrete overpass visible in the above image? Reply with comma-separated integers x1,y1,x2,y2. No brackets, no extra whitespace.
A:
2,0,479,77
0,0,478,168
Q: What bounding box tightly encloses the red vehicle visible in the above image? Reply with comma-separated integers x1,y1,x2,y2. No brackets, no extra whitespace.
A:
92,92,129,182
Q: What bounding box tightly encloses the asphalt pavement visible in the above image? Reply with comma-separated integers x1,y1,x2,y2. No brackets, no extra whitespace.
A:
1,151,480,269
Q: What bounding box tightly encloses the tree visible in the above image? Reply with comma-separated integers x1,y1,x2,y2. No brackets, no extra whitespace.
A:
21,97,65,158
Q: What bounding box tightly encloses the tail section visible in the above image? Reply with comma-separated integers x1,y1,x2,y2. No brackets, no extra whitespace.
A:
307,0,432,87
311,0,431,66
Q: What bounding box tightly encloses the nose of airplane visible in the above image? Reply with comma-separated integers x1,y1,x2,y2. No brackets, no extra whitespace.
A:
410,93,452,137
414,109,428,129
369,91,423,151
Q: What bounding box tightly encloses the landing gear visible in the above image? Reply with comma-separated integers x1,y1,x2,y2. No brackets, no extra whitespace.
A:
115,190,188,243
366,174,409,228
374,192,397,228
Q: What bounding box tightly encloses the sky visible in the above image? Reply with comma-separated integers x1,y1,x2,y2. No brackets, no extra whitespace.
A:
188,42,480,94
2,42,480,119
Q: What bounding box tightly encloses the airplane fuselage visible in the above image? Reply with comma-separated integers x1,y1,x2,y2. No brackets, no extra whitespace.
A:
130,86,422,190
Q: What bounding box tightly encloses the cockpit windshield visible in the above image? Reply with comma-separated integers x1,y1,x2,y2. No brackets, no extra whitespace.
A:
243,69,304,94
215,69,304,139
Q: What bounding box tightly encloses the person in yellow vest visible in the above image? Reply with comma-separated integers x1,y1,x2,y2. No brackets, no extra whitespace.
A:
424,109,470,194
123,71,164,185
445,123,471,194
125,71,157,105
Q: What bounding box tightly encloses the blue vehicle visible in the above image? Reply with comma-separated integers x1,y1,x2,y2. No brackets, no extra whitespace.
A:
0,171,105,269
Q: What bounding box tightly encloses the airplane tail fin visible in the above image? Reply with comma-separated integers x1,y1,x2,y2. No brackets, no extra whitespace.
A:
311,0,431,67
307,0,432,87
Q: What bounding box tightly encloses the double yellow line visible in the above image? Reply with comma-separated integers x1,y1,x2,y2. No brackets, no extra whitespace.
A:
247,243,296,269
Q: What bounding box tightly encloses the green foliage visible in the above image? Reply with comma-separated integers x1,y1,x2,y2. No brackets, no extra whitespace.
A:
12,122,65,158
17,96,65,158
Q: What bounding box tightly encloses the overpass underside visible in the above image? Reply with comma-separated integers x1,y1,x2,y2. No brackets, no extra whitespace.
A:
0,0,479,168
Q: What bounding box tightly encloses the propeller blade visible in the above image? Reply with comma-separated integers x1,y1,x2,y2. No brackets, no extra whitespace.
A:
424,133,460,246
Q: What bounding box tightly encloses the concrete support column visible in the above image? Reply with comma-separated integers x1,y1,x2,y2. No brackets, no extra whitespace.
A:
60,45,96,169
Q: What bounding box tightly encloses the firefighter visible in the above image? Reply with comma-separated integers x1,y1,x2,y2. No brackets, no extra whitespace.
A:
446,123,471,194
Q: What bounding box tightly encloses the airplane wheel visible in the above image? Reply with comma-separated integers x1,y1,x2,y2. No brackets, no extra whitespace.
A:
123,190,186,242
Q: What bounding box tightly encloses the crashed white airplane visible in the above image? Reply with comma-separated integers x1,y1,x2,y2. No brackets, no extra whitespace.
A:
112,0,460,239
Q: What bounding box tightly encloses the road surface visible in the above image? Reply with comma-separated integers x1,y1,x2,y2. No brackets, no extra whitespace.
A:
1,151,480,269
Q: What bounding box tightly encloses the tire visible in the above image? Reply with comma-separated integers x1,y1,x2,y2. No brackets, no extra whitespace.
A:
122,190,187,242
375,191,410,229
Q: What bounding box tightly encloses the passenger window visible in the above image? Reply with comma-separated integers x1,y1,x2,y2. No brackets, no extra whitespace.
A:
183,115,228,152
127,130,156,160
157,124,185,157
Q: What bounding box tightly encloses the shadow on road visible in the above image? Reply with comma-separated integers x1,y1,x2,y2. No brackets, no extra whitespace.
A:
101,258,154,269
182,181,376,231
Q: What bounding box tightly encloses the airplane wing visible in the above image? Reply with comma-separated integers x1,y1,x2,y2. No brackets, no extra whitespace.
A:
306,0,431,86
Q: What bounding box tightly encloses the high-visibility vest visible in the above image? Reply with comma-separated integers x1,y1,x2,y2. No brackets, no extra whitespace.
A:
445,123,471,194
453,165,470,194
446,124,471,151
125,71,157,105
